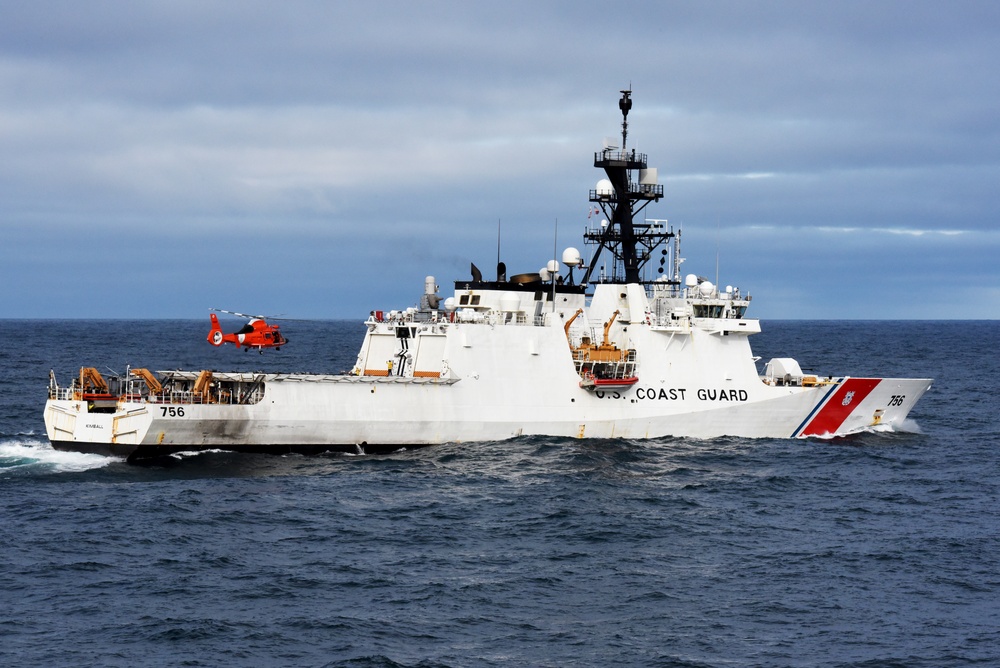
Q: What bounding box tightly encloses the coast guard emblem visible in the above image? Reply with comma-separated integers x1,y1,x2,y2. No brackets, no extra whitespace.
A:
842,391,855,406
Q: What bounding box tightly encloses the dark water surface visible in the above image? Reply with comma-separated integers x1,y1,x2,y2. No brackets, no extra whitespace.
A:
1,319,998,667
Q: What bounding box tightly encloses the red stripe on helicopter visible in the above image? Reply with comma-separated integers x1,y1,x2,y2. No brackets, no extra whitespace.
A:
798,378,882,437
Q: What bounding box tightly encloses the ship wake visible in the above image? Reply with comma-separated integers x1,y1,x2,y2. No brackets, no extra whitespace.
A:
0,439,117,474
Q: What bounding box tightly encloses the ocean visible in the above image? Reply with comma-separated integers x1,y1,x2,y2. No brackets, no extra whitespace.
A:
1,319,997,667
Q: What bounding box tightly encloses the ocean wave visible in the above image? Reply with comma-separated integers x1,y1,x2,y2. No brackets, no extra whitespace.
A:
0,439,117,475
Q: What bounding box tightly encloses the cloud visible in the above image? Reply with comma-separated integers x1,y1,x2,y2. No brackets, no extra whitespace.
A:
2,1,999,318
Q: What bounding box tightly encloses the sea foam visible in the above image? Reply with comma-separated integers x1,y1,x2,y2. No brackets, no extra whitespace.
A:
0,439,116,474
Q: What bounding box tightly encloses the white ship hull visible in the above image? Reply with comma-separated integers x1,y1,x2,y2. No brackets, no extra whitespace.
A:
45,307,931,460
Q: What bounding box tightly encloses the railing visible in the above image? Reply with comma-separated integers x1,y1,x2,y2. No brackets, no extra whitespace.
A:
373,309,544,328
49,387,75,401
594,149,648,165
49,384,266,406
589,182,663,202
574,359,637,381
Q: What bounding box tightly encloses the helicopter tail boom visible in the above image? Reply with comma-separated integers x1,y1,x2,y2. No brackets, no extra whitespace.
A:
207,312,229,347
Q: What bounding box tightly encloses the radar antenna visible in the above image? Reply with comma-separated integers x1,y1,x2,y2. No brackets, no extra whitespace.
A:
619,88,632,151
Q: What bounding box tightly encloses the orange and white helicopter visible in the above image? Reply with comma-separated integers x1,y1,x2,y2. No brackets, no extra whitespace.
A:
207,309,288,353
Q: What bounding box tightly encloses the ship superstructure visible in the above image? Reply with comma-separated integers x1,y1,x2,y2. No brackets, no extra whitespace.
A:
44,92,932,461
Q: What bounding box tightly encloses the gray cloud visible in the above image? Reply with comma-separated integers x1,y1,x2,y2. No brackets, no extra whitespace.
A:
2,1,998,318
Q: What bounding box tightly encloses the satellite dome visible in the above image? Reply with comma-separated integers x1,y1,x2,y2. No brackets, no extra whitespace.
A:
595,179,613,196
562,247,582,267
500,293,519,312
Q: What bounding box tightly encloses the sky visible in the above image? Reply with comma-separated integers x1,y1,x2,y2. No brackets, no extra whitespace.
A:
2,1,999,320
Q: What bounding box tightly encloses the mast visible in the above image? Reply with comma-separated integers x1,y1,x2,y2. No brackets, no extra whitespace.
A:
582,90,671,286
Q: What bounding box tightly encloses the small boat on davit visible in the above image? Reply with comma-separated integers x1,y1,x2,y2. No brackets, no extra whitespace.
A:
43,91,932,461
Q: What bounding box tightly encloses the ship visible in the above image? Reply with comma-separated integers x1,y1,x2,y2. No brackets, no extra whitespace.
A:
44,91,933,462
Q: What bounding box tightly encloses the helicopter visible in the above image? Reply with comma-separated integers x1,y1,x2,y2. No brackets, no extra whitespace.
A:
207,309,288,353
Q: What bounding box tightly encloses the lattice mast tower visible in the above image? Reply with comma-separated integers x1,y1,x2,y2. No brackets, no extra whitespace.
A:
582,90,674,286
